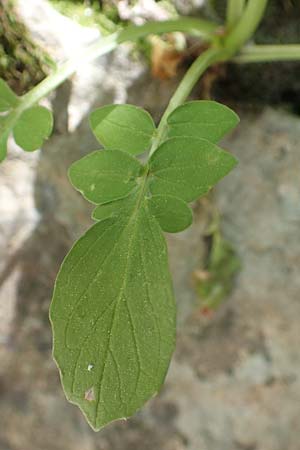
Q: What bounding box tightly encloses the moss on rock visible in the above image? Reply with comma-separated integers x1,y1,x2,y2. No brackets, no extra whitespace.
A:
0,0,52,94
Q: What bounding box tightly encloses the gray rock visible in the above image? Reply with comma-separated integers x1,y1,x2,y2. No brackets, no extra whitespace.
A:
167,109,300,450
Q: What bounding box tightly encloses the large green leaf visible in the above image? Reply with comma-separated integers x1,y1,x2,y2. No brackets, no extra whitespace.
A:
69,149,143,204
149,137,237,202
90,104,156,155
13,105,53,151
167,100,239,143
0,79,19,112
50,195,176,431
51,99,239,431
147,194,193,233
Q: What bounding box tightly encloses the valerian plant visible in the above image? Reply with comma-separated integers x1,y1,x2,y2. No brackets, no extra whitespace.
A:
1,0,300,431
51,101,238,429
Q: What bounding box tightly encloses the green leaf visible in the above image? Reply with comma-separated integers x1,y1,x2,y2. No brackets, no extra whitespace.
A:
92,193,137,221
90,104,156,155
13,105,53,151
149,137,237,202
50,196,176,430
69,149,143,205
51,98,240,430
167,100,239,143
0,79,19,112
147,194,193,233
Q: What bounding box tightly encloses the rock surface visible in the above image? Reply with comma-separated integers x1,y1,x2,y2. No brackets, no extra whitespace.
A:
167,109,300,450
1,1,300,449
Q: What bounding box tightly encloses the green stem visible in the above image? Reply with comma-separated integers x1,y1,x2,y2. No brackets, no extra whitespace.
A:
0,17,220,155
226,0,246,29
148,0,270,157
118,17,220,42
234,44,300,63
225,0,269,55
20,32,119,112
149,47,225,156
19,18,219,112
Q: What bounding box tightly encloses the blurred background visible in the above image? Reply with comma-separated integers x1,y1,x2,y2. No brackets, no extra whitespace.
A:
0,1,300,449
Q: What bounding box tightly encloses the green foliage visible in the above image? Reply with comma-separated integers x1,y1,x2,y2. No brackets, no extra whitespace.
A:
147,194,193,233
0,78,53,159
90,104,156,155
68,149,144,204
0,0,51,94
51,100,239,430
92,194,135,222
13,105,53,152
49,0,119,33
149,136,237,202
0,78,19,111
0,0,289,432
167,100,239,143
50,195,176,431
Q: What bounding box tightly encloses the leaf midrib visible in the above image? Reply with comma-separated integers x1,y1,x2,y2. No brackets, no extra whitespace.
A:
95,209,141,426
168,119,234,126
93,175,150,423
97,117,153,138
68,173,150,426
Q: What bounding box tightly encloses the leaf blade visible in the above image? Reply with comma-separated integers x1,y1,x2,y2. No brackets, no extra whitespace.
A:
147,194,193,233
149,137,238,202
167,100,239,143
0,79,19,112
92,193,137,221
50,203,176,430
90,104,156,155
13,105,53,151
69,149,143,204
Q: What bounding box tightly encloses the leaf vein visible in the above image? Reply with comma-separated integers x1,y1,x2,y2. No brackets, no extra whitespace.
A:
95,211,141,426
98,117,152,138
139,222,161,375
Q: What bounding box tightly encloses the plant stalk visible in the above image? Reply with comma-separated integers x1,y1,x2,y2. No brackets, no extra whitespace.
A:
226,0,246,29
20,33,118,112
149,0,270,156
19,18,219,113
0,17,220,157
225,0,269,55
149,47,226,156
234,44,300,63
118,17,219,42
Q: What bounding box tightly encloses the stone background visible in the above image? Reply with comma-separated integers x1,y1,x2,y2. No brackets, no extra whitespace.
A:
0,1,300,449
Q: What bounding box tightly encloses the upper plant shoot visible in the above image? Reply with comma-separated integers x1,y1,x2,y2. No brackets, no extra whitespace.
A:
50,100,239,430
